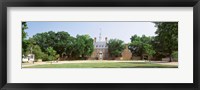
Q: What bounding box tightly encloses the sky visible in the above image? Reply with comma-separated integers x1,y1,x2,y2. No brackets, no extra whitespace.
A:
26,22,157,43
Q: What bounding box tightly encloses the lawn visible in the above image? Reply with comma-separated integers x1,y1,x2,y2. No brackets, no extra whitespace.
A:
23,62,178,68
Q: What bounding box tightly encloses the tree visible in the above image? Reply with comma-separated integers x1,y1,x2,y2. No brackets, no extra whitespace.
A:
22,22,28,40
129,35,155,59
32,31,57,52
143,44,156,57
45,47,59,61
82,35,94,58
32,45,46,61
22,22,28,56
154,22,178,62
32,31,75,59
25,38,46,61
107,39,125,58
74,35,94,59
54,31,71,57
172,51,178,61
31,31,94,60
66,36,77,59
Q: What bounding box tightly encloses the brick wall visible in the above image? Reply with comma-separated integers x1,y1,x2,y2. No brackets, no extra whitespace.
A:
121,44,132,60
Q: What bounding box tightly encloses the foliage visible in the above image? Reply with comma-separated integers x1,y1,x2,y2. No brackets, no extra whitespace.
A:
22,22,28,56
22,22,178,62
41,54,49,61
45,47,59,61
22,40,30,56
32,31,94,60
72,35,94,59
32,45,46,61
143,44,156,57
129,35,155,58
32,31,56,52
74,35,94,59
172,51,178,61
22,22,28,40
25,38,46,61
54,31,71,57
154,22,178,62
107,39,125,57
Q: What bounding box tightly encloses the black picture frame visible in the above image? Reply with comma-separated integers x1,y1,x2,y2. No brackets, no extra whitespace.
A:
0,0,199,90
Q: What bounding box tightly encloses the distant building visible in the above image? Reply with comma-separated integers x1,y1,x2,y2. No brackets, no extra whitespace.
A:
89,32,109,60
88,31,132,60
22,54,35,62
121,44,132,60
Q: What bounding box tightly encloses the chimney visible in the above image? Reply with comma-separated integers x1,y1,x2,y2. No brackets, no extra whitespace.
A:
105,37,107,42
94,37,96,42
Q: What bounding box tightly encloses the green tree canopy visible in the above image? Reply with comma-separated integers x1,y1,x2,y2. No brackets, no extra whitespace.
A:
129,35,155,59
154,22,178,62
22,22,29,56
107,39,125,57
31,31,94,60
54,31,71,57
32,45,46,60
74,34,94,59
32,31,71,57
45,47,59,61
25,38,46,61
22,22,28,40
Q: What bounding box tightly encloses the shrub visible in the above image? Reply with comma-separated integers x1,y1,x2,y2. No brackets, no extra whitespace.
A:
172,51,178,61
41,53,49,61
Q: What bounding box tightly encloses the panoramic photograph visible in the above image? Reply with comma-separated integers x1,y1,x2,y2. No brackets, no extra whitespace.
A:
22,22,178,68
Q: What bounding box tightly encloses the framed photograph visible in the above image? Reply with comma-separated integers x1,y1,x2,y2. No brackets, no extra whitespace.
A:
0,0,199,90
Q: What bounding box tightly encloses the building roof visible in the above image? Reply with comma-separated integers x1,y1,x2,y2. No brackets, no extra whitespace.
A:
94,41,108,49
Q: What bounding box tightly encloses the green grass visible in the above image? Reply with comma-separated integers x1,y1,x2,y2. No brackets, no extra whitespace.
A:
23,62,178,68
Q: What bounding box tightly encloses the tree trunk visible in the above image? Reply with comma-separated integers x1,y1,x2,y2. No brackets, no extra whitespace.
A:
169,48,173,62
141,54,143,60
169,54,172,62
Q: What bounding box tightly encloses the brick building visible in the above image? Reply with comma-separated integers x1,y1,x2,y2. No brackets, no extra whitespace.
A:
89,32,132,60
89,32,109,60
121,44,132,60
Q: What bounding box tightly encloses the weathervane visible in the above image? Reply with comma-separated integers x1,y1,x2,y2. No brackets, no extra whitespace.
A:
99,28,102,41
